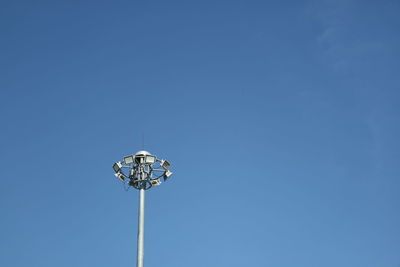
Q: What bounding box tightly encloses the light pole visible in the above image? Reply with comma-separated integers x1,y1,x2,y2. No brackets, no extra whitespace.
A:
112,150,173,267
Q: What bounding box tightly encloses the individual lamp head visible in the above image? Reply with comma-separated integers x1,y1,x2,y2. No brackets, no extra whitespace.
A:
113,162,122,173
150,179,161,186
163,170,173,181
114,172,125,182
160,160,171,169
123,155,134,164
145,155,156,164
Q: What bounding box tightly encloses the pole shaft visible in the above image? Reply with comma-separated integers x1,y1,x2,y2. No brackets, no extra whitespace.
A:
137,188,145,267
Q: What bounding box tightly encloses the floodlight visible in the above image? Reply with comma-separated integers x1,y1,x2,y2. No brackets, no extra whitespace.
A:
163,170,173,181
145,155,156,164
160,160,170,169
150,179,161,186
114,173,125,182
113,162,122,173
124,155,134,164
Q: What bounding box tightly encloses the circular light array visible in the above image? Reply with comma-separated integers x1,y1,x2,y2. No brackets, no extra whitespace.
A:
112,151,173,190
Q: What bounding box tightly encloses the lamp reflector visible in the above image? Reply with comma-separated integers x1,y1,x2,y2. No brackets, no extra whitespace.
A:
145,155,156,164
113,162,122,173
123,155,134,164
114,173,125,182
150,179,161,186
161,160,171,169
163,170,173,181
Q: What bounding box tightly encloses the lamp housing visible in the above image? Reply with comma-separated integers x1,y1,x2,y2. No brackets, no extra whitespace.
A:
160,160,170,169
150,179,161,186
163,170,173,181
145,155,156,164
114,173,125,182
113,162,122,173
123,155,134,164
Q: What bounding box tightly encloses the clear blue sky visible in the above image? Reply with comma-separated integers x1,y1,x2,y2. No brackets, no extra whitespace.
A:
1,0,399,266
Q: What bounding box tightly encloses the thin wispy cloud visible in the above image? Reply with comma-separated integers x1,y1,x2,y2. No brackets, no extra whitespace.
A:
308,0,400,178
308,0,390,73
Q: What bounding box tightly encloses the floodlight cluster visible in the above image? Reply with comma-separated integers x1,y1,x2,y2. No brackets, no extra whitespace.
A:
112,151,172,190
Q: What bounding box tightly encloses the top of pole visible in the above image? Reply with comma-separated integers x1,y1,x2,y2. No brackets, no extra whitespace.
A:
112,150,173,191
135,150,150,156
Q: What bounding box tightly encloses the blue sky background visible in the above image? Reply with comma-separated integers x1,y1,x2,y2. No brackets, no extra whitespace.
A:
1,0,400,266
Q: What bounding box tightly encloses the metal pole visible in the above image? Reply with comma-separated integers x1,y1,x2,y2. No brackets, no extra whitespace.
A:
137,188,145,267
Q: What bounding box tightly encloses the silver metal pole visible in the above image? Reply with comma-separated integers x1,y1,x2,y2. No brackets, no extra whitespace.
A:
137,188,145,267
